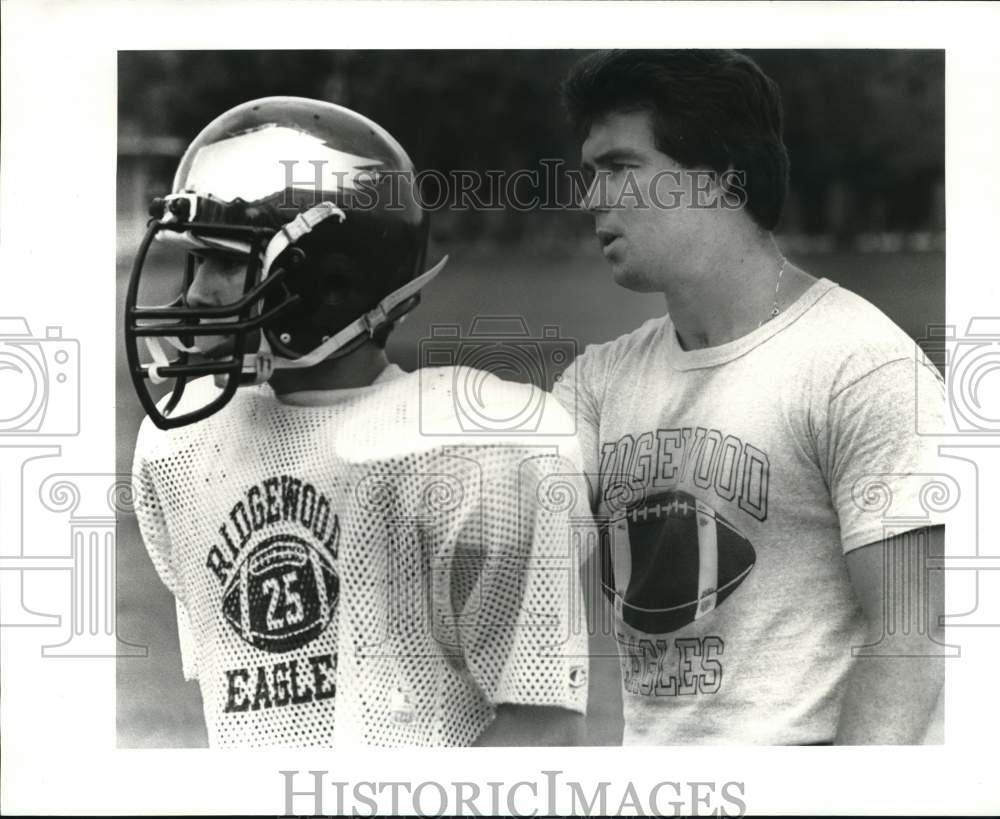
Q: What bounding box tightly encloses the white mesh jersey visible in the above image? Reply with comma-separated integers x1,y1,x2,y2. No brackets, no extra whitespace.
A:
132,365,591,747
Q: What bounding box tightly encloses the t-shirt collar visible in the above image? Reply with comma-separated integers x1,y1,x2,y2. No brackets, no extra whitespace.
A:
665,278,838,371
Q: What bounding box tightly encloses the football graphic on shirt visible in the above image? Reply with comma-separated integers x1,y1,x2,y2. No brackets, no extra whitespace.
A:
223,534,339,653
603,489,756,634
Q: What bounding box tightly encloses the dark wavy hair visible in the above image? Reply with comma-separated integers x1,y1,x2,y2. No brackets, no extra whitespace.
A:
562,49,789,231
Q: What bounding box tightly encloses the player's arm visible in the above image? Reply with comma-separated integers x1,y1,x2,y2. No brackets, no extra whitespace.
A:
820,353,948,744
835,525,945,744
473,704,585,746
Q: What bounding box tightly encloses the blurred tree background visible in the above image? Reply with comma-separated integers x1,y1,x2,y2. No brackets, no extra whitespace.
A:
748,49,944,242
118,49,944,250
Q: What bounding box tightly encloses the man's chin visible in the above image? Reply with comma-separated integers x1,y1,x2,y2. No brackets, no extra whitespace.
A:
191,337,230,358
611,264,658,293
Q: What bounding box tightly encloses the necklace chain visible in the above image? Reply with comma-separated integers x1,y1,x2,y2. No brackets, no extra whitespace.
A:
758,258,787,329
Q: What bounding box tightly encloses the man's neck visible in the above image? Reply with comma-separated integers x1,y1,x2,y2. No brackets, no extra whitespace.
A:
269,342,391,395
666,234,794,351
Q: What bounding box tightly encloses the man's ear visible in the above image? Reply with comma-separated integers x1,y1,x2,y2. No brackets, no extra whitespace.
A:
717,165,749,211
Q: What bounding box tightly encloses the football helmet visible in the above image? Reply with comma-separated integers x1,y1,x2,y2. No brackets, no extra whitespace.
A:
125,96,446,429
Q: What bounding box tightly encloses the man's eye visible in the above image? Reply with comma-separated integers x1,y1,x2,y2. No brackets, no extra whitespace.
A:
192,253,243,274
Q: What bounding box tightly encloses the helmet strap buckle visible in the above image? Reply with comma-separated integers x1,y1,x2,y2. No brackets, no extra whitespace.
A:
363,303,391,335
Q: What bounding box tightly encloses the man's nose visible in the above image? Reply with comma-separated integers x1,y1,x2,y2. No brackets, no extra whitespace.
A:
581,172,609,214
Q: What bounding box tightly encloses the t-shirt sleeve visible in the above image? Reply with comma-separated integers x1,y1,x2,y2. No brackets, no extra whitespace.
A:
449,448,591,715
820,356,946,552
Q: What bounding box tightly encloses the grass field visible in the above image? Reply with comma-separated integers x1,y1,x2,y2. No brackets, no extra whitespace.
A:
116,244,944,747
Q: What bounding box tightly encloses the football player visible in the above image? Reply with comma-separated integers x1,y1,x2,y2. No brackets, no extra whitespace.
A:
126,97,591,747
553,51,946,744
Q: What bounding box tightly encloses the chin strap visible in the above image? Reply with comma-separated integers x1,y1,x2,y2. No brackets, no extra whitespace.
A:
141,201,445,386
262,201,346,276
255,203,447,372
242,253,449,374
253,333,275,384
142,253,449,384
143,337,173,384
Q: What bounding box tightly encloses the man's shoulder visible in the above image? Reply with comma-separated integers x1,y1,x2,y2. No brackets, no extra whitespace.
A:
390,364,576,437
808,282,912,342
789,281,926,387
580,315,671,362
558,316,670,393
337,365,580,463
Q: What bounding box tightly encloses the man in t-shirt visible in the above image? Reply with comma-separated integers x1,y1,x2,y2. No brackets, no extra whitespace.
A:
552,50,946,744
125,96,590,747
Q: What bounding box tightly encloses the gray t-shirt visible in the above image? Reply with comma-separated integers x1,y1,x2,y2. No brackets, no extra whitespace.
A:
553,277,945,744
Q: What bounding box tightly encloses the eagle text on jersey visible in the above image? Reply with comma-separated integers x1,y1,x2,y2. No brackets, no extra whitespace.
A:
224,652,337,712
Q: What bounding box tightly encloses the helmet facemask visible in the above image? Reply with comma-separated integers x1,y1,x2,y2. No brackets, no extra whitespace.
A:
124,96,446,431
125,200,306,429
